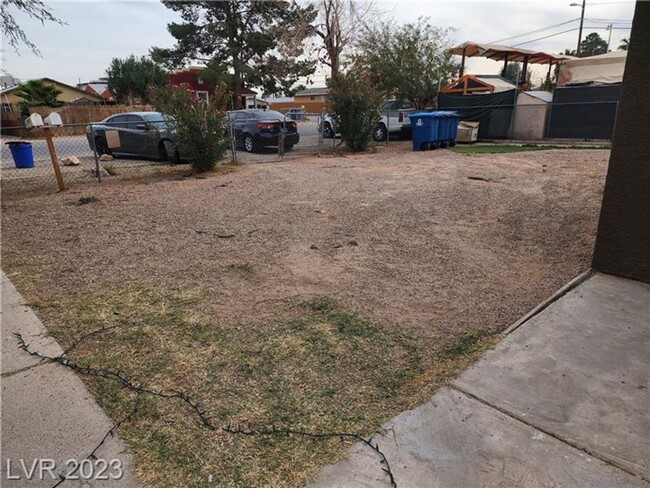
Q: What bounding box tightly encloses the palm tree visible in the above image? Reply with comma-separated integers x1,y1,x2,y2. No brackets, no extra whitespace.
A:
13,79,63,112
618,38,629,51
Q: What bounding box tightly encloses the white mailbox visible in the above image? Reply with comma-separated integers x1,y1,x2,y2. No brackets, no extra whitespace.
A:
44,112,63,126
24,113,44,129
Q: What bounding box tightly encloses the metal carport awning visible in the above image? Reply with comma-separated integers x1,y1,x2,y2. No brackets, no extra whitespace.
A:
449,41,576,83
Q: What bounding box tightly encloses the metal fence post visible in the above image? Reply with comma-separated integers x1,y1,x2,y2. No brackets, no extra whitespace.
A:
227,112,237,164
90,124,101,183
318,109,324,155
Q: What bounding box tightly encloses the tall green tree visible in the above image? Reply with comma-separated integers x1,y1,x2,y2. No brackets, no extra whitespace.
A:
354,18,458,109
13,80,63,112
151,1,317,109
106,55,167,104
0,0,64,55
565,32,609,58
579,32,608,57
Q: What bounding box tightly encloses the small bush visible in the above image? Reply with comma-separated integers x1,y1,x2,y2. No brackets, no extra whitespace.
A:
76,196,99,206
330,73,381,152
150,84,230,173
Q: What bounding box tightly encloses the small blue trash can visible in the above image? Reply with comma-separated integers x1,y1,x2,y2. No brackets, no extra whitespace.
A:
6,141,35,168
408,112,442,151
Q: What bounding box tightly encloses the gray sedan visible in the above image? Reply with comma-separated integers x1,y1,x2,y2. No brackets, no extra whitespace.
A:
86,111,182,163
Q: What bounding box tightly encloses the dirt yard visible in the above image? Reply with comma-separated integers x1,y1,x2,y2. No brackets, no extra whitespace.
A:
1,143,609,487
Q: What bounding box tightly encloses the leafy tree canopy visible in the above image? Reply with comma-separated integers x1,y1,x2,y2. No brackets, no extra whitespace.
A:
618,38,629,51
565,32,608,58
353,18,458,109
106,55,167,104
151,1,317,108
0,0,64,55
13,80,63,111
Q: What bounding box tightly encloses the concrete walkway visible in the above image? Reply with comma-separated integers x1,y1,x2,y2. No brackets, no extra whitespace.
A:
312,272,650,487
0,272,140,487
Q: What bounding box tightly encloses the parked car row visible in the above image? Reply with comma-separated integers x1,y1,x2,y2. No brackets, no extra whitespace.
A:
86,109,301,160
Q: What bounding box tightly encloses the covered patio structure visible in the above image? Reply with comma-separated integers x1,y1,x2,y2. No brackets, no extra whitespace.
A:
448,41,574,85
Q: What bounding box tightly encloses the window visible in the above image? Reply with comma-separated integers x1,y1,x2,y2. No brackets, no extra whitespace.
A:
196,91,209,103
198,77,204,85
107,115,128,127
126,115,144,129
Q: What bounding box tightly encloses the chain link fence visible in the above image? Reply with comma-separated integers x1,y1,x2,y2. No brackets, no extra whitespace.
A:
1,101,615,195
226,110,341,164
1,120,193,195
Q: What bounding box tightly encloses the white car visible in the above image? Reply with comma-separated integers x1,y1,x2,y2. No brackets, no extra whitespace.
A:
319,99,417,141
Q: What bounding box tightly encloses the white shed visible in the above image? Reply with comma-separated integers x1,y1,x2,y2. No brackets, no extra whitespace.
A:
512,91,552,140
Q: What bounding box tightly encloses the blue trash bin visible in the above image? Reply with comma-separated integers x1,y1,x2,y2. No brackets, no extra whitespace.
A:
436,111,459,147
408,112,443,151
6,142,35,168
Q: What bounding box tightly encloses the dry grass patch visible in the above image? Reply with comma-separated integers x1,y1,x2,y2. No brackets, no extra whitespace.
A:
23,284,495,487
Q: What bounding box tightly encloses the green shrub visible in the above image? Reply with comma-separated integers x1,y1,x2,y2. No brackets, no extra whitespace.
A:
330,73,382,152
150,84,230,173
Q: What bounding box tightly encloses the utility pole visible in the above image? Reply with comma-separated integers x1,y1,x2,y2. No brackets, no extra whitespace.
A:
606,23,613,51
576,0,586,56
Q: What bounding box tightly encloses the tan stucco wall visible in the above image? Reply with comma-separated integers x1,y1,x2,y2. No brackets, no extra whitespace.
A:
3,81,101,105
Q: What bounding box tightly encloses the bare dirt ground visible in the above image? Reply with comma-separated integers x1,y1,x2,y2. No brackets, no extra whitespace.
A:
1,143,609,487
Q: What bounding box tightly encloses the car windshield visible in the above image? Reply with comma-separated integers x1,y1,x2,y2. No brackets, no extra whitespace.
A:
255,110,284,120
142,113,170,129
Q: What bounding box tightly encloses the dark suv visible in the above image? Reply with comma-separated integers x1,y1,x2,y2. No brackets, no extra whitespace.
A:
86,112,182,162
227,110,299,152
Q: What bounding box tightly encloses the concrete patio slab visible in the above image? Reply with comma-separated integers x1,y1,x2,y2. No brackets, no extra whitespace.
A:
312,387,645,488
311,272,650,487
1,364,139,487
455,273,650,478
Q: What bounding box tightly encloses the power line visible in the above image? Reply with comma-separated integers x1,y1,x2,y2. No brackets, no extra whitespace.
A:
489,18,580,44
513,25,630,47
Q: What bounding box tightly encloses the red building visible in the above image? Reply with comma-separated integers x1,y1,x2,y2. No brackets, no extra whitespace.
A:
78,80,114,102
167,66,259,108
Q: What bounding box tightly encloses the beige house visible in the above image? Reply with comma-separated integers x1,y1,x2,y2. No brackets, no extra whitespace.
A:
1,77,103,111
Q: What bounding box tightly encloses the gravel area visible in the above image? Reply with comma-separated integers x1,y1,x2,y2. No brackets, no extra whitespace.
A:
2,144,608,336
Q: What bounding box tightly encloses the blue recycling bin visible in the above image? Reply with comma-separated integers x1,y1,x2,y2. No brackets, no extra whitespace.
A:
6,141,35,168
408,112,442,151
436,111,459,147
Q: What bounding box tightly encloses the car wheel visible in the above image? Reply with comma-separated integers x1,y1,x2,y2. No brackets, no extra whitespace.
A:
244,134,255,153
449,139,457,147
440,141,449,148
94,136,111,156
373,123,388,142
170,149,182,164
284,143,294,151
158,141,169,161
323,122,334,139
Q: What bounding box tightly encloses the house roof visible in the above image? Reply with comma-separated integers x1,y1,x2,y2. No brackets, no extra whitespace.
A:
294,87,331,97
441,74,516,95
474,74,517,92
523,91,553,103
86,83,109,94
1,77,103,101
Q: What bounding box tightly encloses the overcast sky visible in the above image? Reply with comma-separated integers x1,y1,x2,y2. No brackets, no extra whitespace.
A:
1,0,636,90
